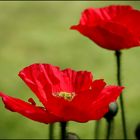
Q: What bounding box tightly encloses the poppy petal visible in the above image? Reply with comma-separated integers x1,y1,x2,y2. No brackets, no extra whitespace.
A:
19,64,93,118
71,6,132,28
54,80,106,122
44,69,93,120
62,68,93,92
19,63,67,108
91,79,106,93
115,10,140,38
0,92,60,123
71,5,140,50
89,86,123,120
0,63,124,123
71,21,140,50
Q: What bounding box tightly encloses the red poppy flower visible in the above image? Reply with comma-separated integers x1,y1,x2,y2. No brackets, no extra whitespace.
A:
0,64,123,123
71,5,140,50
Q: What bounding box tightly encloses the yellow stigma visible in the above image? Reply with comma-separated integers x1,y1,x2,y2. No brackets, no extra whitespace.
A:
54,92,75,101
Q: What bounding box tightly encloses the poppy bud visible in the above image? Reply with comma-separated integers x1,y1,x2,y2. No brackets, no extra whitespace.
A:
104,102,118,121
135,123,140,140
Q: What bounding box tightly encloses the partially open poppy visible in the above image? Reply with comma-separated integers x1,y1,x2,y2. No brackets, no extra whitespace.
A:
0,64,123,123
71,5,140,50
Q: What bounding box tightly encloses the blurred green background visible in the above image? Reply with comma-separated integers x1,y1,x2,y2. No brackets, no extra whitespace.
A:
0,1,140,139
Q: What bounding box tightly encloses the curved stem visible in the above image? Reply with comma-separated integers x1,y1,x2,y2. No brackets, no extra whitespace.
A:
60,122,67,139
49,124,54,139
115,50,127,139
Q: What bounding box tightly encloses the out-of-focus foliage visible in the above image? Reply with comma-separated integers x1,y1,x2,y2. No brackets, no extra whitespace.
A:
0,1,140,139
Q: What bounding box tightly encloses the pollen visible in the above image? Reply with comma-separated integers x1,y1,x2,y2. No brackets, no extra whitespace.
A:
53,92,75,101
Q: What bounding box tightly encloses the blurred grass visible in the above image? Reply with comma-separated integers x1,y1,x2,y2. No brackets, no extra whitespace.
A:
0,1,140,139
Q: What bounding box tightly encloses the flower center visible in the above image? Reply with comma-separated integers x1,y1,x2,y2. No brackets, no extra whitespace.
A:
53,92,75,101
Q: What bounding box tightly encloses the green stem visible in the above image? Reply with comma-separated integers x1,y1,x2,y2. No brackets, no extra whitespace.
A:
94,120,101,139
106,119,114,139
106,120,111,139
115,50,127,139
49,124,54,139
60,122,67,139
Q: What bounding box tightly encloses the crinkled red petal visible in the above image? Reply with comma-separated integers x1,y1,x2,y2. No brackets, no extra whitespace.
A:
19,64,93,119
19,63,66,108
50,80,122,123
71,22,140,50
89,86,124,120
62,68,93,92
114,10,140,39
71,5,133,28
0,92,60,123
66,80,106,122
71,5,140,50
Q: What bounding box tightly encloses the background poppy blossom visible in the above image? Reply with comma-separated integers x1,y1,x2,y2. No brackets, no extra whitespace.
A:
0,63,123,123
71,5,140,50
